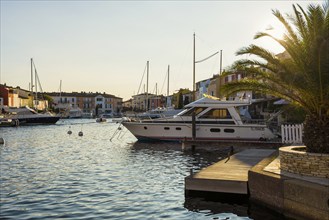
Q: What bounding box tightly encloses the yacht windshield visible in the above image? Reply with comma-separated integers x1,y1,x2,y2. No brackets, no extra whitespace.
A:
199,108,232,119
181,107,207,116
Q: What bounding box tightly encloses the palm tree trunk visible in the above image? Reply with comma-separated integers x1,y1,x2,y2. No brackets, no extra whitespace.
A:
303,114,329,153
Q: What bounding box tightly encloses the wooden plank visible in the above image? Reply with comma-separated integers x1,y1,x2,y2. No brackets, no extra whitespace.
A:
185,149,275,194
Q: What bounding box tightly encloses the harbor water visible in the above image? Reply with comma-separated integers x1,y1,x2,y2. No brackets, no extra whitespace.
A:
0,119,283,219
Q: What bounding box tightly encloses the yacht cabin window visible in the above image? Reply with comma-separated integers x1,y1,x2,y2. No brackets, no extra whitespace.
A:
182,107,207,116
199,108,232,119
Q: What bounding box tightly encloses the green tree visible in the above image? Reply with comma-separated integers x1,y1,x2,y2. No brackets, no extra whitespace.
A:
221,2,329,153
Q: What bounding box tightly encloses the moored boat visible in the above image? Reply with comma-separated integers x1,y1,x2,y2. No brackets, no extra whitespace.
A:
122,97,276,142
96,117,107,123
5,106,60,125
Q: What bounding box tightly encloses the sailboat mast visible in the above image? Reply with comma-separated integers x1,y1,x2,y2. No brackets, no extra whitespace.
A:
220,50,223,75
146,61,149,111
59,80,62,103
30,58,34,108
193,32,196,101
167,65,170,107
35,63,38,108
155,82,158,107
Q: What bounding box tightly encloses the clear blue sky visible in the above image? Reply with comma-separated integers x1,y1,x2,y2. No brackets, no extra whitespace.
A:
0,0,323,100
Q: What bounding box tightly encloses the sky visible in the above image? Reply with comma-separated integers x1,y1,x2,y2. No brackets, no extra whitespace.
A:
0,0,324,100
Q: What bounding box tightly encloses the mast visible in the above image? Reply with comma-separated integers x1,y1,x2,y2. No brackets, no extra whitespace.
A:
155,82,158,108
35,62,38,108
146,61,149,111
193,33,196,101
220,49,223,75
30,58,34,108
59,80,62,103
167,65,170,107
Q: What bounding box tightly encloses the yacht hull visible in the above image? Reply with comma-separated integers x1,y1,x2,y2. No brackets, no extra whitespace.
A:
15,116,60,125
122,122,275,142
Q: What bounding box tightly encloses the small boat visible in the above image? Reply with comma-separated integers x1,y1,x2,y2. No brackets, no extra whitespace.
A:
122,97,276,142
69,108,83,118
96,117,107,123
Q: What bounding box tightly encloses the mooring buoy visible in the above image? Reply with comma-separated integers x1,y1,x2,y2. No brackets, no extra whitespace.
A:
67,126,72,135
78,131,83,137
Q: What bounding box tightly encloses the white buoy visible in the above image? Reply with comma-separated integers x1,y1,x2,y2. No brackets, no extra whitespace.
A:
67,126,72,135
0,137,4,145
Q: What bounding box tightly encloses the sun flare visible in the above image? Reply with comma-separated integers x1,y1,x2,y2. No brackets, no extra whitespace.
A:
257,22,287,54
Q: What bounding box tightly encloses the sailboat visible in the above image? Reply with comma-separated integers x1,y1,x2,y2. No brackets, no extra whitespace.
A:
134,64,183,119
6,58,60,125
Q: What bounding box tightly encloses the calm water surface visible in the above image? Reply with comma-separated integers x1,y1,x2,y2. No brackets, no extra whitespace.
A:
0,119,282,219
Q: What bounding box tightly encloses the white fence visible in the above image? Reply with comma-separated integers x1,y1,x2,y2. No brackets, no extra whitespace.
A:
281,124,304,144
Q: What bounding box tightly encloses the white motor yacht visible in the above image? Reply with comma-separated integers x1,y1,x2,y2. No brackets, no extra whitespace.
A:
122,97,276,142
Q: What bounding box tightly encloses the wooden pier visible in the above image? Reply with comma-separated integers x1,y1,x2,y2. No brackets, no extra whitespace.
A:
185,149,276,195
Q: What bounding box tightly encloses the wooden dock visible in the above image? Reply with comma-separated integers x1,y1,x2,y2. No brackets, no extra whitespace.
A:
185,149,276,195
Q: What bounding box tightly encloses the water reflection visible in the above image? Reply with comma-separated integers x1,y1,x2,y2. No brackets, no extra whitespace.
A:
185,197,286,220
0,119,283,219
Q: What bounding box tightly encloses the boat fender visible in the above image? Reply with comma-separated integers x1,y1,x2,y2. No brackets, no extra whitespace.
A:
78,131,83,137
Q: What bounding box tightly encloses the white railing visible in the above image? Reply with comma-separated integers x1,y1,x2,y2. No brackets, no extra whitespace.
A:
281,124,304,144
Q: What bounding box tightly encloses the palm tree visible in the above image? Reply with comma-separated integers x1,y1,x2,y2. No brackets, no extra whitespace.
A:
221,2,329,153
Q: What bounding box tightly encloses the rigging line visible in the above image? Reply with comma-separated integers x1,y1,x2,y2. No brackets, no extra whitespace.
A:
209,54,219,77
160,68,168,95
195,51,219,64
32,60,42,92
152,83,157,95
137,62,147,95
195,33,218,51
33,62,45,102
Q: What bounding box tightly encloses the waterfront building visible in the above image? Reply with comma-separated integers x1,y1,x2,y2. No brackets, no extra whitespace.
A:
196,78,211,100
0,84,48,110
46,92,122,117
131,93,165,111
207,74,221,98
171,89,193,109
